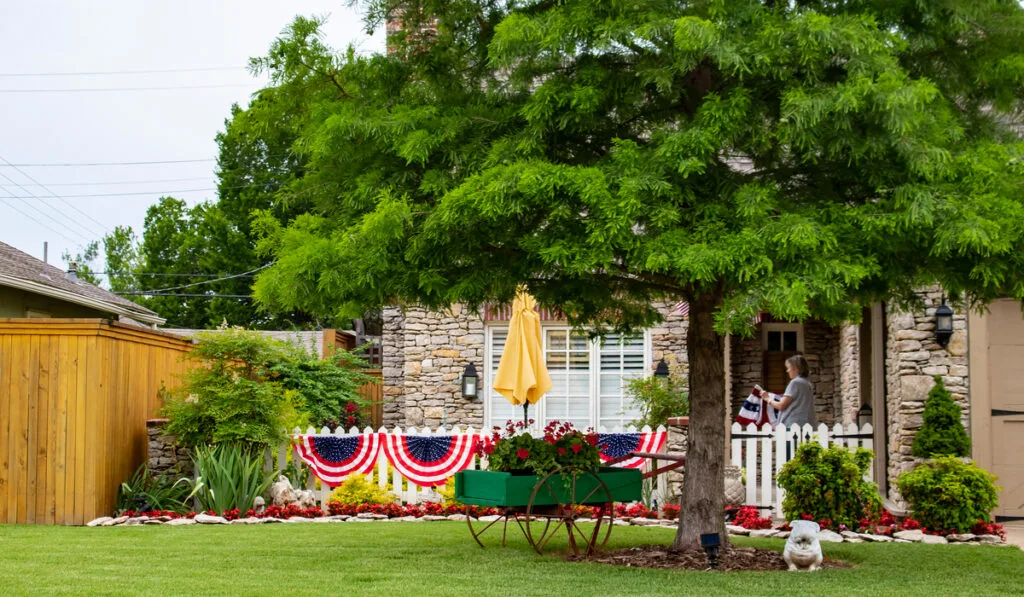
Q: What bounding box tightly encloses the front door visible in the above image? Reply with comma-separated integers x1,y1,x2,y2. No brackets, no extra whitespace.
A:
762,324,803,394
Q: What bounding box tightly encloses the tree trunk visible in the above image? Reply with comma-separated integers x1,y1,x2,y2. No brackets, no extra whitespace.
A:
673,294,728,549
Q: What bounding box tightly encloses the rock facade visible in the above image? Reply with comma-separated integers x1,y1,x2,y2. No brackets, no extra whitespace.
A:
146,419,191,477
884,287,970,506
836,322,861,425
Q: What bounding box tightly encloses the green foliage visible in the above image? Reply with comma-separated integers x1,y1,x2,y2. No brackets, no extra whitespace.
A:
912,376,970,458
897,456,1001,533
160,327,375,448
60,241,101,285
481,421,602,475
435,475,462,506
186,444,277,514
326,475,397,506
625,375,689,430
115,464,191,514
776,443,883,528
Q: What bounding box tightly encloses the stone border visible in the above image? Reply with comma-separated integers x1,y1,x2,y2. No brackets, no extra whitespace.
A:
725,525,1008,546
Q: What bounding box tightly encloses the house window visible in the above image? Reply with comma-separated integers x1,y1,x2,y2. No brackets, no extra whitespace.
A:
484,325,649,430
761,323,804,394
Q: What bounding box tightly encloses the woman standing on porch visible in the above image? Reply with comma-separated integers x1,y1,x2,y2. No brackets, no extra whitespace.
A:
765,354,816,427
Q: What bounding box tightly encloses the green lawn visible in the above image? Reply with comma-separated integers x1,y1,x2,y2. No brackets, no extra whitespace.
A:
0,522,1021,596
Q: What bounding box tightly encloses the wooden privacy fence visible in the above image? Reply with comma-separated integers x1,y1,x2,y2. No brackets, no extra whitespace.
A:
0,319,194,525
279,425,671,507
731,422,875,517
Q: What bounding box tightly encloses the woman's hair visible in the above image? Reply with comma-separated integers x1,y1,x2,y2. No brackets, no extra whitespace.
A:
786,354,809,377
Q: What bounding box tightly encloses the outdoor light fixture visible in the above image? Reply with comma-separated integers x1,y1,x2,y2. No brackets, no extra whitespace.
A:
857,402,873,429
700,532,721,570
654,359,670,379
461,363,479,400
935,296,954,348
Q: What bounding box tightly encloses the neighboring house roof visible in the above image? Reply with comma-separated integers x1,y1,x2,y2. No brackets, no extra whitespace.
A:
0,241,164,326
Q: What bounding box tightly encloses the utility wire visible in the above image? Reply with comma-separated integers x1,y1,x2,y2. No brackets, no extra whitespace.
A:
115,292,253,298
0,176,97,241
91,271,258,277
0,66,246,77
0,193,82,246
0,187,218,199
0,84,255,93
0,154,109,234
135,263,272,293
12,176,210,187
0,159,216,167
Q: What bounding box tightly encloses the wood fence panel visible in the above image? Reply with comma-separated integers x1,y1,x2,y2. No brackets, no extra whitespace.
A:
0,334,11,523
359,369,384,429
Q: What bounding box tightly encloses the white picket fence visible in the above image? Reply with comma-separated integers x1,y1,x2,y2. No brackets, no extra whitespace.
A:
730,422,874,518
276,425,670,507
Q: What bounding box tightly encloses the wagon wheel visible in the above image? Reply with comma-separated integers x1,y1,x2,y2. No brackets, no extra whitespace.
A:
524,466,615,556
465,506,545,549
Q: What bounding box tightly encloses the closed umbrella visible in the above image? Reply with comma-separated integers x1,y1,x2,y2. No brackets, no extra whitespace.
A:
492,289,552,425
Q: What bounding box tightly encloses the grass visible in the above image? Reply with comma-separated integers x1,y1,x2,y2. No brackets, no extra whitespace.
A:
0,522,1021,596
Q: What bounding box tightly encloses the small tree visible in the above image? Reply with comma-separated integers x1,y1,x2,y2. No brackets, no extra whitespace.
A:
625,374,689,430
912,376,970,458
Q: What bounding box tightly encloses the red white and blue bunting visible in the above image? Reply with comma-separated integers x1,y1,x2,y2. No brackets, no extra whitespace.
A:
598,431,667,469
382,433,480,488
292,432,382,488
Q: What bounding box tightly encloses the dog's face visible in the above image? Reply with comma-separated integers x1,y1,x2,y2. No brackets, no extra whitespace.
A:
787,520,821,553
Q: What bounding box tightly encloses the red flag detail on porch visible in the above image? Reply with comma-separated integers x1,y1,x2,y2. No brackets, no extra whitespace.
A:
292,432,382,487
383,434,480,488
597,431,667,469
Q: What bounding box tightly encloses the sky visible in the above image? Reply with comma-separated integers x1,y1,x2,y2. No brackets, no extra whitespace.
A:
0,0,385,276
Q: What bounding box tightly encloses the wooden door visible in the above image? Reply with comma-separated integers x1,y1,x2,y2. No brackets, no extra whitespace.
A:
987,300,1024,520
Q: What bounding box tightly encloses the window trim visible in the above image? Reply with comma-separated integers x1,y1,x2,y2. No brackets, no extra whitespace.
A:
483,323,651,430
761,322,804,353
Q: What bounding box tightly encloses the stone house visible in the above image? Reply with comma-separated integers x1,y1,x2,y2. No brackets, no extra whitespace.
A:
381,290,1024,521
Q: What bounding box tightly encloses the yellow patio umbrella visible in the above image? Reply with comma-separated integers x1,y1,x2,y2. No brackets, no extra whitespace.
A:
492,289,552,425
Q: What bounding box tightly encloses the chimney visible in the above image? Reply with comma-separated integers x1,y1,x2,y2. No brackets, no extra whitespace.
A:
67,262,79,281
43,241,48,264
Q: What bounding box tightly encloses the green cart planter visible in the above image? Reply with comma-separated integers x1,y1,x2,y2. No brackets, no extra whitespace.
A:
454,466,643,555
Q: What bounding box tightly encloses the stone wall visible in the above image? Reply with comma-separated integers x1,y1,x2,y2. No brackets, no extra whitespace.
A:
650,300,689,388
146,419,191,477
381,305,485,429
884,288,969,506
663,419,689,505
837,323,861,425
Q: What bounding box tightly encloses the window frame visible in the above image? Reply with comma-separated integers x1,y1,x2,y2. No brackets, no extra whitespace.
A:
761,322,804,353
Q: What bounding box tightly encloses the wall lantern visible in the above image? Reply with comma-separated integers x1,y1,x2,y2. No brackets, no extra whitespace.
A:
654,359,670,379
935,296,954,347
461,363,479,400
856,402,873,429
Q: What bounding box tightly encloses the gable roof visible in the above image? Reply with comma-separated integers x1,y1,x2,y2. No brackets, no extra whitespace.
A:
0,241,164,325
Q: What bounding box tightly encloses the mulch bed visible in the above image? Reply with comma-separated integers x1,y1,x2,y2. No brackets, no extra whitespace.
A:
566,545,853,572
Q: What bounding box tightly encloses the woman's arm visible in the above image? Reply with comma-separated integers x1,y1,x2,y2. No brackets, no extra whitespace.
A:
768,393,793,411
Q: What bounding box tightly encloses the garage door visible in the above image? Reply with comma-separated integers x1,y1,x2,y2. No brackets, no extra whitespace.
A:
985,300,1024,520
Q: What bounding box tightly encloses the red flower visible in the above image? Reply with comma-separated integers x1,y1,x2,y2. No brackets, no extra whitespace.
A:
516,449,530,459
347,415,356,425
571,444,582,453
345,402,358,413
557,447,566,455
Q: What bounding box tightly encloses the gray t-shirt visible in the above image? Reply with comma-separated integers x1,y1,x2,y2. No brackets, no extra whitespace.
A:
777,376,815,427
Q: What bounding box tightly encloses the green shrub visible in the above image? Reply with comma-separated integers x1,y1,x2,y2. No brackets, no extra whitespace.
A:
326,475,397,506
159,327,376,449
912,376,970,458
776,443,882,528
897,456,1000,533
116,464,191,514
186,444,277,514
625,374,688,430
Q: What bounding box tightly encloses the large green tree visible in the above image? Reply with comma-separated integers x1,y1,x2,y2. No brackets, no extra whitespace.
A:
250,1,1024,547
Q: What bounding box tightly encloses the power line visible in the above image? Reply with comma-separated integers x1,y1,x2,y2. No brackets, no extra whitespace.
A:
12,176,210,187
2,187,217,199
0,154,109,235
92,271,258,277
0,66,246,77
0,177,97,242
138,263,272,293
0,159,216,167
0,195,83,246
114,292,253,298
0,84,254,93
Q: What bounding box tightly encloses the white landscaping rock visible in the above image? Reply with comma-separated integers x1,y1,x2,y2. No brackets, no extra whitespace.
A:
328,515,350,521
894,538,912,543
347,517,376,522
748,529,779,538
260,517,285,524
893,529,925,542
446,514,468,522
231,517,262,525
858,534,893,542
920,535,948,545
284,517,312,523
86,517,113,527
356,512,377,519
841,531,861,540
630,518,662,526
817,530,845,543
194,513,229,525
977,534,1003,545
143,519,165,525
477,515,501,522
398,516,423,522
104,516,129,527
421,515,448,521
612,520,630,526
726,525,750,536
946,533,976,542
165,518,196,526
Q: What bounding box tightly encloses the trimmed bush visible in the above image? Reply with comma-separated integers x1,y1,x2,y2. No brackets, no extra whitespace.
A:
776,443,882,528
912,376,970,458
897,456,1000,533
326,474,397,506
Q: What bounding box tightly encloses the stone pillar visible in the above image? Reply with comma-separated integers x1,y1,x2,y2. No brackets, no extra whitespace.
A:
837,322,861,425
381,307,406,427
884,287,969,506
146,419,191,477
664,417,689,505
650,300,689,388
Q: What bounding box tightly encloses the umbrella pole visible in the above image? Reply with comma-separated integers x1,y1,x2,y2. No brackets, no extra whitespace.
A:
523,404,529,427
